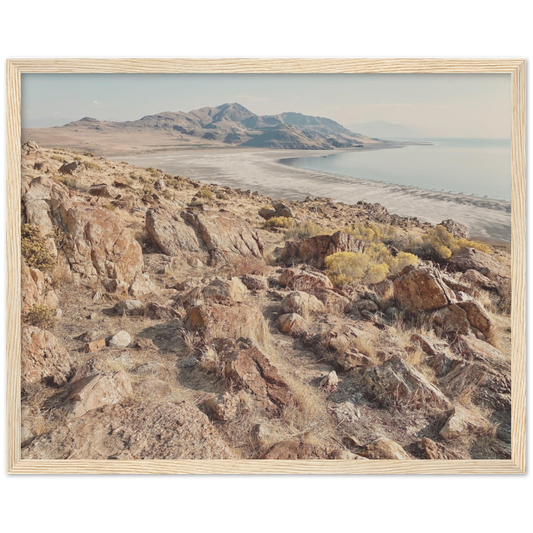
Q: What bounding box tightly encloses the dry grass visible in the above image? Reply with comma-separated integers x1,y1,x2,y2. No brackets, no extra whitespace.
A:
25,304,57,330
228,255,267,277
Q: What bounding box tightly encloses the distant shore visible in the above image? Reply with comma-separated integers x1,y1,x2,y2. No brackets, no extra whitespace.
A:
112,147,511,243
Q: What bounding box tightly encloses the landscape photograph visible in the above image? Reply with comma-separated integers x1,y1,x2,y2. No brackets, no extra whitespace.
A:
18,72,512,461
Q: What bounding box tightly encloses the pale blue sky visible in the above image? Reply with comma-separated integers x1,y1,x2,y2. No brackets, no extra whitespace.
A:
22,73,511,138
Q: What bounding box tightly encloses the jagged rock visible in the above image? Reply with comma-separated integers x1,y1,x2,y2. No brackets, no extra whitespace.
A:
279,267,334,291
204,392,239,421
21,258,59,314
284,230,365,268
279,313,308,335
133,338,158,351
258,201,294,220
241,274,268,291
336,350,373,371
258,206,277,220
460,269,497,290
311,288,351,313
262,440,355,460
221,343,293,412
413,438,462,460
439,405,488,440
108,330,131,348
153,179,166,191
280,291,324,316
432,304,472,335
364,355,452,410
358,437,411,460
22,402,234,460
129,273,158,297
22,141,39,154
113,299,144,315
84,338,106,353
144,302,180,320
411,333,460,376
185,303,268,345
112,351,135,371
394,266,455,312
331,402,361,424
58,161,79,175
182,209,264,264
182,277,248,306
320,371,339,393
21,326,73,390
145,207,205,258
65,371,133,417
457,300,492,336
88,183,116,198
440,219,470,239
58,203,144,285
448,248,503,279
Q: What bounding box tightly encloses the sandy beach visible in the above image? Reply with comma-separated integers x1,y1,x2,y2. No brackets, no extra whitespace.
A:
114,148,511,243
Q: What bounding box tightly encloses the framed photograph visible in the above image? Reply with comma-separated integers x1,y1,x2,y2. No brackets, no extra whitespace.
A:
6,59,525,474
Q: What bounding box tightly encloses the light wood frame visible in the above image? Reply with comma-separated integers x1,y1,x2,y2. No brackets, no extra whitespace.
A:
6,58,526,474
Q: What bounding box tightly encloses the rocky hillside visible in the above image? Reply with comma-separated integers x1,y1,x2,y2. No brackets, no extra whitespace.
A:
20,141,511,460
22,103,384,155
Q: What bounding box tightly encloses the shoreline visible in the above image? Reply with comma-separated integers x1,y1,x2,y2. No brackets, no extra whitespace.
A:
111,147,511,243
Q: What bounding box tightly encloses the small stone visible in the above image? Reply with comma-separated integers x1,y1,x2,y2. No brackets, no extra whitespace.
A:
108,330,131,348
84,338,106,353
320,370,339,393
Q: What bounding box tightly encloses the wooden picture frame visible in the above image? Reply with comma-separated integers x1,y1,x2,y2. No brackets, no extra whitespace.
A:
6,58,526,474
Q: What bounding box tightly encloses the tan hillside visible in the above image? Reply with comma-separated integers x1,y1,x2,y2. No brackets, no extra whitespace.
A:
20,141,511,460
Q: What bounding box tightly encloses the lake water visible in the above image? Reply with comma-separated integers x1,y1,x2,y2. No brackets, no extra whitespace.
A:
280,138,511,201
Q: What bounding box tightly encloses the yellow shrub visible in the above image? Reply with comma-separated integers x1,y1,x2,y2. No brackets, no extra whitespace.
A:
25,304,56,329
325,246,418,286
21,224,56,271
197,187,214,200
285,222,331,240
344,222,397,243
263,216,295,229
420,225,490,259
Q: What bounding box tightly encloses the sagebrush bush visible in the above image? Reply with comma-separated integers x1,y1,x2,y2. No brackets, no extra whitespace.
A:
21,224,56,271
344,222,397,243
419,225,491,260
83,160,102,171
325,245,418,286
285,222,330,240
263,216,295,229
25,304,56,329
197,187,214,200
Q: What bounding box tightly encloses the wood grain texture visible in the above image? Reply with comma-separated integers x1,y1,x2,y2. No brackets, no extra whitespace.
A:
6,60,22,473
7,58,526,74
510,60,527,473
6,58,527,474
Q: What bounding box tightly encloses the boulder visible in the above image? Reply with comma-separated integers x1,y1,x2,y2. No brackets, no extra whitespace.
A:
58,203,144,285
113,299,144,315
432,304,472,335
460,269,498,290
182,277,248,306
279,267,334,291
394,266,455,312
221,343,293,412
258,201,294,220
412,438,462,460
145,207,205,259
144,302,181,321
21,258,59,315
185,302,269,345
88,183,116,198
279,313,308,335
182,209,264,265
364,355,452,410
21,326,73,390
204,392,239,421
22,402,234,460
58,161,79,175
440,219,470,239
358,437,411,460
457,300,492,336
284,230,365,269
439,405,488,440
448,248,502,279
241,274,269,291
280,291,325,317
84,338,106,353
108,331,131,348
65,371,133,417
129,273,158,297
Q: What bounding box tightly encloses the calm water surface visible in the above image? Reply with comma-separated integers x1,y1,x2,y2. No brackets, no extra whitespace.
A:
281,138,511,201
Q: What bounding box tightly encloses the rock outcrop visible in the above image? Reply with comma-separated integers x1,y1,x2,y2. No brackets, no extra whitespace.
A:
21,326,73,390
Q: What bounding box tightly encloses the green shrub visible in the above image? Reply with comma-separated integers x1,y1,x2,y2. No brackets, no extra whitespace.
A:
263,216,295,229
419,225,490,260
21,224,56,271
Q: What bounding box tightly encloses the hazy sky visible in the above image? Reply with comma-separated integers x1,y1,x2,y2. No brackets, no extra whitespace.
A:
22,73,511,138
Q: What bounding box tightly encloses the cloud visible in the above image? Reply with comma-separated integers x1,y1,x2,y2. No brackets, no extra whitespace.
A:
93,100,101,105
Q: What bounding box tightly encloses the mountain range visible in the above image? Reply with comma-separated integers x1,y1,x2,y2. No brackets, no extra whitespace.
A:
58,103,383,150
